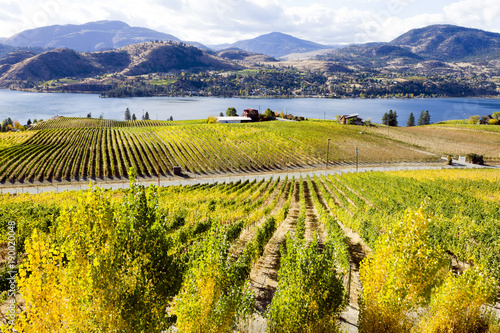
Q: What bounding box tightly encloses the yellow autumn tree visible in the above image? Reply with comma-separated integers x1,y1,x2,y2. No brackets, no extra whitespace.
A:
14,230,94,333
11,176,179,332
418,266,499,333
359,207,449,333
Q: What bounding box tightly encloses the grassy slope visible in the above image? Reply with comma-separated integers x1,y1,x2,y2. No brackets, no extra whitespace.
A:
363,123,500,160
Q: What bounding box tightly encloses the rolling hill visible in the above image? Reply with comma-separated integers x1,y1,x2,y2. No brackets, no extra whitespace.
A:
0,41,240,86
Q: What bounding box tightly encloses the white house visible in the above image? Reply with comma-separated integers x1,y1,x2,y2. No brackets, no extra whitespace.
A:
216,116,252,123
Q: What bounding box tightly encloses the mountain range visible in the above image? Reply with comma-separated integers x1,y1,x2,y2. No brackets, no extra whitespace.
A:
210,32,331,58
1,21,500,87
1,21,333,58
389,24,500,61
3,21,500,63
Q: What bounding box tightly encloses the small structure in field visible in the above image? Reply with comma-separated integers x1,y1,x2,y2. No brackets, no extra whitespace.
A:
217,116,252,123
173,166,182,175
341,113,364,125
242,108,259,122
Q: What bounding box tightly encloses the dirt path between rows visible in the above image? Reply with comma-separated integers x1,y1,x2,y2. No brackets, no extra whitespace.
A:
314,178,372,332
230,181,291,259
248,180,300,314
303,180,326,247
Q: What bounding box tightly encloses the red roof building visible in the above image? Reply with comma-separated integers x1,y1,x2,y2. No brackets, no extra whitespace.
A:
242,108,259,121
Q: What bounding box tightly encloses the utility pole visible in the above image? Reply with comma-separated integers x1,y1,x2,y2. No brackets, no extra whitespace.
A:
355,146,359,172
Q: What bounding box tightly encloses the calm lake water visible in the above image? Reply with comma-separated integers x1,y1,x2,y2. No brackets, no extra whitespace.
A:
1,89,499,124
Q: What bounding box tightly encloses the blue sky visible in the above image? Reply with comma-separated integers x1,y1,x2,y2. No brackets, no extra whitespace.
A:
1,0,499,45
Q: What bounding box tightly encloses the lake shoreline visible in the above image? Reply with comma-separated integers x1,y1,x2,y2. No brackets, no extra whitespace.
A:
3,87,500,101
2,88,500,124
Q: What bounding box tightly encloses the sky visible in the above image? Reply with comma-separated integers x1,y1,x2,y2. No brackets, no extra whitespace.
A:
1,0,500,46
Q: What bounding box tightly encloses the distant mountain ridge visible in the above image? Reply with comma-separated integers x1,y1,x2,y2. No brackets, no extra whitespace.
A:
315,24,500,67
389,24,500,61
213,32,330,58
2,21,182,52
5,21,500,62
2,21,500,78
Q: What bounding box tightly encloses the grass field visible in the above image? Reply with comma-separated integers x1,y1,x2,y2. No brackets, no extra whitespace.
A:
364,123,500,160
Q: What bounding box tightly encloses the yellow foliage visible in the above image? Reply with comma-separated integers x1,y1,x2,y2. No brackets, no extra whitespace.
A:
171,226,254,333
417,266,499,333
13,230,94,333
206,115,218,124
359,207,448,333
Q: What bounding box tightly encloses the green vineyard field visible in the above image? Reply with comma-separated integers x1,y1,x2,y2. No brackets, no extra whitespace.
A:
1,169,498,332
0,117,441,184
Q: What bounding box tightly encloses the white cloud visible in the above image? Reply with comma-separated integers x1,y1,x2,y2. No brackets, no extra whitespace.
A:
442,0,500,32
1,0,500,46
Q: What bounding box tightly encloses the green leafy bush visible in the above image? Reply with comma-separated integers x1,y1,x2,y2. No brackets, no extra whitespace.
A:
266,235,345,333
467,153,484,165
171,225,254,332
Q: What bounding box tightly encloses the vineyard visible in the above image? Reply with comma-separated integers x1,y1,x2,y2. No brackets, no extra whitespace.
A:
0,169,498,332
0,117,441,184
28,117,201,130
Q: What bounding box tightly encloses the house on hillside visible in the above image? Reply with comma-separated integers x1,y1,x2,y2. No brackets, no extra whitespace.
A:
242,108,259,122
341,113,364,125
217,116,252,124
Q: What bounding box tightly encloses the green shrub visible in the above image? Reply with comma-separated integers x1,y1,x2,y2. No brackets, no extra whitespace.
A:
171,225,254,332
0,202,60,252
467,153,484,165
266,235,345,333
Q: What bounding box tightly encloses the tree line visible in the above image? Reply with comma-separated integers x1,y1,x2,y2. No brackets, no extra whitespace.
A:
382,110,431,127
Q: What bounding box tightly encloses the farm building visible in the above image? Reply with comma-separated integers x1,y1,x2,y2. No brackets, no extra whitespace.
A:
341,113,364,125
242,108,259,121
217,116,252,123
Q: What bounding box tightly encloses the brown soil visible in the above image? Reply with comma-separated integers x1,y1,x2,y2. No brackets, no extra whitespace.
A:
229,181,290,258
365,126,500,159
249,180,300,313
313,178,373,332
303,180,326,246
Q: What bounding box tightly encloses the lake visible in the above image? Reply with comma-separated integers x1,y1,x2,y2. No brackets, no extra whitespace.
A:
1,89,499,124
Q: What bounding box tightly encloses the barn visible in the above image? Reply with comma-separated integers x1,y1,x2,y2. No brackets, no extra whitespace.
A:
341,113,364,125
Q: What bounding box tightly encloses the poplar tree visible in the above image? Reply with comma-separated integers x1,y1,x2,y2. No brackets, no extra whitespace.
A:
407,113,415,127
124,108,131,121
